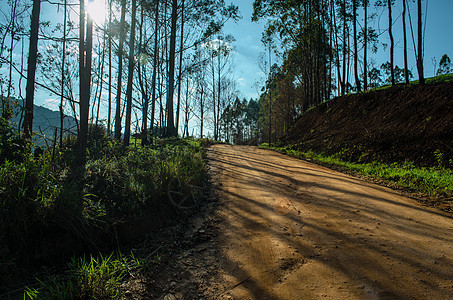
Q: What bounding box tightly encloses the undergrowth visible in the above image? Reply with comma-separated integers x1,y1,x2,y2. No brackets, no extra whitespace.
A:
24,252,145,299
260,143,453,198
0,118,206,294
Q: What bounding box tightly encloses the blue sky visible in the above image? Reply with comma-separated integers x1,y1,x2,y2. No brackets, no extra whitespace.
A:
1,0,452,110
224,0,453,99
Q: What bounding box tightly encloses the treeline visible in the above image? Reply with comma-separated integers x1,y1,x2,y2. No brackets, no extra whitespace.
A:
251,0,433,144
0,0,240,149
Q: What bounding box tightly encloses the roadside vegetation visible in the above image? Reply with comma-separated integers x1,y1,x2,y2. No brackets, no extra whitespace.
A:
260,143,453,201
0,117,207,297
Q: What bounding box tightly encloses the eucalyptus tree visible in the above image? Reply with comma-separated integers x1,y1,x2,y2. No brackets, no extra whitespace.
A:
164,0,239,137
402,0,409,84
375,0,395,86
24,0,41,139
78,0,93,147
123,0,137,146
253,0,332,108
114,0,127,140
352,0,361,91
416,0,424,85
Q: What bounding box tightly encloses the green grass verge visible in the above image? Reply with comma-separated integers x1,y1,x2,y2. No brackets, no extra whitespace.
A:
260,143,453,198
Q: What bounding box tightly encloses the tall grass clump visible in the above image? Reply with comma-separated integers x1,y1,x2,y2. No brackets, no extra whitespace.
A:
24,252,143,299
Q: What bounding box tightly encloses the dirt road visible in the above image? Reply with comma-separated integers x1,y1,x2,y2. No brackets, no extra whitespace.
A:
207,145,453,299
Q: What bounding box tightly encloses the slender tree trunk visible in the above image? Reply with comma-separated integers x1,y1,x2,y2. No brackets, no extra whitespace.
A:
216,53,221,140
175,0,185,136
107,0,112,135
341,0,346,95
114,0,126,140
78,0,85,133
96,36,105,126
165,0,178,137
124,0,137,146
139,6,149,146
388,0,395,85
363,0,368,90
353,0,361,91
24,0,41,139
417,0,424,85
332,0,342,96
149,0,159,144
6,0,17,118
402,0,409,84
183,74,190,138
59,0,67,144
268,45,272,146
79,11,93,147
211,56,216,140
200,83,204,139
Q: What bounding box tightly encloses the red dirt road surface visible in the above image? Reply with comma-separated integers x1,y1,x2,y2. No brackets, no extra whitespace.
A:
207,145,453,299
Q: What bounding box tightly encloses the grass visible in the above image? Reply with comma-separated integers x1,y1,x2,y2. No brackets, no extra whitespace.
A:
260,143,453,198
372,73,453,92
0,120,207,293
24,252,144,299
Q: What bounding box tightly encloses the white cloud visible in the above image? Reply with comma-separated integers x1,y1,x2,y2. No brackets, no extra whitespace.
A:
43,98,60,111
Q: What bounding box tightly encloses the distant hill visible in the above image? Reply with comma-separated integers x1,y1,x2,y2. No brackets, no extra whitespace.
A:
279,81,453,168
6,100,78,145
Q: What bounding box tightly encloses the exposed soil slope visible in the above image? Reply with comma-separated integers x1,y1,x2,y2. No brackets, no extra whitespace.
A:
279,82,453,168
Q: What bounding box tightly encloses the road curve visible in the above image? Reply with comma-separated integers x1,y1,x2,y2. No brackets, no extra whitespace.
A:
207,145,453,299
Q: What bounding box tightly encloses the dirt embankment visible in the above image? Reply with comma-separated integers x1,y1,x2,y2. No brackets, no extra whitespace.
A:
280,82,453,168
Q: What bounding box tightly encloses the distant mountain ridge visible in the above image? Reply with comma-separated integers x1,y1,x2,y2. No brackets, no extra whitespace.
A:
5,99,78,144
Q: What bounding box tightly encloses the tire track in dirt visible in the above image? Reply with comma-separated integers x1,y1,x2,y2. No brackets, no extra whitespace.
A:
207,145,453,300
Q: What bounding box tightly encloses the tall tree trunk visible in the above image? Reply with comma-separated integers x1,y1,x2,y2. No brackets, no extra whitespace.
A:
59,0,67,144
78,0,85,135
24,0,41,139
388,0,395,85
165,0,178,137
79,9,93,147
107,0,112,135
417,0,424,85
363,0,368,90
149,0,159,144
352,0,361,91
341,0,346,96
123,0,137,146
200,82,204,139
139,6,149,146
211,56,216,140
268,45,272,146
175,0,185,136
332,0,343,96
402,0,409,84
6,0,17,119
96,36,106,126
114,0,127,140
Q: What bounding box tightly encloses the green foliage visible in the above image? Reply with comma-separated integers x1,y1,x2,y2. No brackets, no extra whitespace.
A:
437,54,452,75
24,252,142,299
0,116,29,163
261,144,453,198
0,131,206,287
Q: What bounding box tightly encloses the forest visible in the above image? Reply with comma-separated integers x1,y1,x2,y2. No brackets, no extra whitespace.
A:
1,0,452,298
